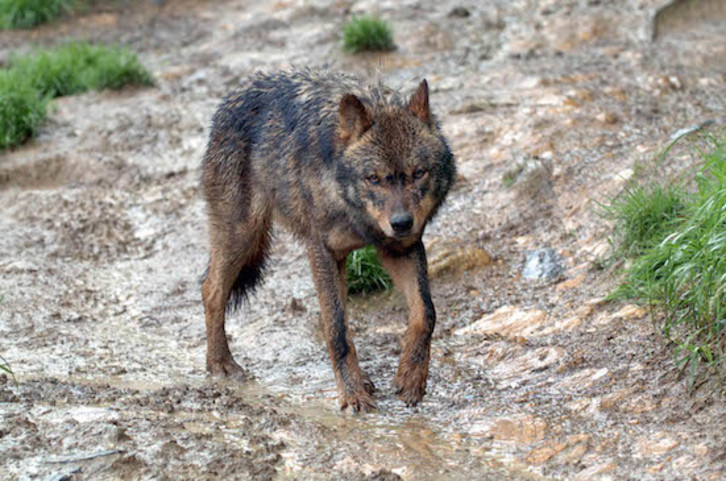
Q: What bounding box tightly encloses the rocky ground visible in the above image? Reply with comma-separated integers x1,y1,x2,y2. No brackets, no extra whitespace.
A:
1,0,725,479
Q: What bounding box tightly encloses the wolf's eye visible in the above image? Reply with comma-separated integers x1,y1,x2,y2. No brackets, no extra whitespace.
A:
366,174,380,185
413,169,428,180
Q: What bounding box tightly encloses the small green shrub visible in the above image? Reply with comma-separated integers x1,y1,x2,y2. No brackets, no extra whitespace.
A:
0,41,153,150
347,246,392,295
343,16,395,54
601,182,686,257
0,70,47,150
12,42,154,98
606,136,726,385
0,0,77,29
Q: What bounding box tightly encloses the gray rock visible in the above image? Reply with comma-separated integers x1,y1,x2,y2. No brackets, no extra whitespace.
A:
523,248,563,280
652,0,726,41
448,7,470,18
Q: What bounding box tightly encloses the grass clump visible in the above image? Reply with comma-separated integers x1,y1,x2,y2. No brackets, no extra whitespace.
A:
605,136,726,384
12,42,154,98
0,41,153,150
0,297,15,384
0,0,77,29
0,70,47,149
0,354,16,384
346,246,392,295
343,15,395,53
602,182,686,257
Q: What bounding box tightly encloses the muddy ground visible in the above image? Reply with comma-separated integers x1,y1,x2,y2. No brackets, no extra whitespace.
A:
1,0,725,479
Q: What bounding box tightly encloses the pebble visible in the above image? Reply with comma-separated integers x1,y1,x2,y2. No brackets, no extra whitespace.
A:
448,7,470,18
523,248,564,280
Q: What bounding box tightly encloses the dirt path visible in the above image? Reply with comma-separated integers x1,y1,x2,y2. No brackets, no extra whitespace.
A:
1,0,725,479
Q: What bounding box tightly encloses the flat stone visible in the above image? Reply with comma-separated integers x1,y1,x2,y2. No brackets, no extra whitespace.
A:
447,6,470,18
456,306,547,337
536,315,582,336
599,388,635,411
471,414,548,443
560,441,589,464
574,462,617,480
558,368,610,391
556,274,586,292
672,455,700,473
596,112,618,125
614,304,648,320
525,444,564,465
491,346,564,379
428,244,492,278
636,435,680,456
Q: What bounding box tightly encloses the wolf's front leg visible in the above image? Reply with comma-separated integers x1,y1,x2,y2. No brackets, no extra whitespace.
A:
378,241,435,407
307,240,376,412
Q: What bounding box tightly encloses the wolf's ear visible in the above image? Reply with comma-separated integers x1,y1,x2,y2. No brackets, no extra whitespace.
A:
408,79,431,126
339,94,372,142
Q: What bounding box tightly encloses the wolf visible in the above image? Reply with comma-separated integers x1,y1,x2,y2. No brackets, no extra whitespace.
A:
201,69,455,411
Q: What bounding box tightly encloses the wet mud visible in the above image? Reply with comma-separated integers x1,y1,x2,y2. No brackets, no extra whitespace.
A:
1,0,725,479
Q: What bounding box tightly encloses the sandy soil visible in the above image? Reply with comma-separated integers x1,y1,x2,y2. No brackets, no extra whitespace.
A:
1,0,725,479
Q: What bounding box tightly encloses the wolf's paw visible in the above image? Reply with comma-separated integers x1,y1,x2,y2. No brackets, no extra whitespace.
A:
340,390,377,413
394,363,428,407
207,356,248,381
361,370,376,395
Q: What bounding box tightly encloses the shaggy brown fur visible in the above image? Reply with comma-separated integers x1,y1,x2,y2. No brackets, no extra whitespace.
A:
201,69,455,411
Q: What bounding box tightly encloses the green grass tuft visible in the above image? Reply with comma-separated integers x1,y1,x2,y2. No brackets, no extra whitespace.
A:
343,15,395,54
601,182,686,257
0,70,47,149
12,41,154,98
0,41,153,150
605,136,726,385
0,296,15,384
0,0,77,29
0,353,16,384
346,246,392,295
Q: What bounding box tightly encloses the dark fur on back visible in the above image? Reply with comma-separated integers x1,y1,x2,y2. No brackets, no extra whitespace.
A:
202,69,454,310
200,68,456,409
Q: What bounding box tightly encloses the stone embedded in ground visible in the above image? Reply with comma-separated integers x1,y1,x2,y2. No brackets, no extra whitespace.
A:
574,462,617,480
491,346,564,379
559,368,610,391
455,306,547,337
614,304,648,321
555,273,586,292
427,243,492,278
470,414,548,443
636,435,681,457
596,111,618,125
523,248,564,280
599,388,636,411
456,305,582,339
526,444,563,464
448,7,470,18
653,0,726,40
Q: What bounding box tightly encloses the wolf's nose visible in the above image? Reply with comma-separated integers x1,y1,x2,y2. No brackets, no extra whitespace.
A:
390,213,414,234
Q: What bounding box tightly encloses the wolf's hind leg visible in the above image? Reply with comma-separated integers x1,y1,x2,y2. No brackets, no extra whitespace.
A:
202,203,272,379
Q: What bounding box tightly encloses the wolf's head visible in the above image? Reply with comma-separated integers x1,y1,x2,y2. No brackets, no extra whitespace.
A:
337,80,455,245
